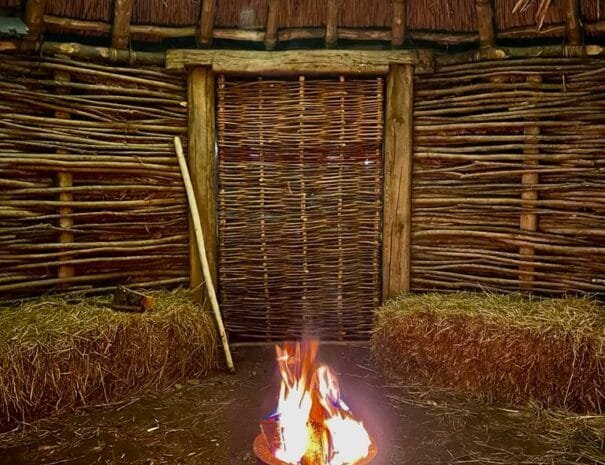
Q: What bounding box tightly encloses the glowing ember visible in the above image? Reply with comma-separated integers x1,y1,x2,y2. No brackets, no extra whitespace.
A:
259,341,373,465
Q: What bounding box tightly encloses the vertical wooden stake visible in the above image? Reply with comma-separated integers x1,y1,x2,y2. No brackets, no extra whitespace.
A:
111,0,134,49
24,0,48,41
383,64,414,301
519,74,542,290
562,0,582,46
54,68,74,281
197,0,216,47
264,0,280,50
476,0,496,49
325,0,340,48
187,66,217,303
391,0,406,48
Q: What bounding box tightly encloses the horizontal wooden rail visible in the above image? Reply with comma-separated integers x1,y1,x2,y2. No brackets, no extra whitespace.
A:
166,49,432,74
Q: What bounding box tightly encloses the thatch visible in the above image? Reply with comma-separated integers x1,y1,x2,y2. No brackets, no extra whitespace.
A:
372,292,605,413
0,289,217,430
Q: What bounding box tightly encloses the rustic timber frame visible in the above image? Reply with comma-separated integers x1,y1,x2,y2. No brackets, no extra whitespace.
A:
173,50,416,302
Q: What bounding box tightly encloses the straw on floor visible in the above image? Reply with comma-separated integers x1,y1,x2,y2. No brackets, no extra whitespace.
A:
372,292,605,413
0,289,217,430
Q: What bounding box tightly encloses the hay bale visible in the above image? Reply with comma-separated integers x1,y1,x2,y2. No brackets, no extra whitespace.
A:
372,292,605,413
0,289,217,429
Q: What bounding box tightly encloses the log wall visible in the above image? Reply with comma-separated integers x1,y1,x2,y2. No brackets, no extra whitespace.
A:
0,54,189,302
412,58,605,295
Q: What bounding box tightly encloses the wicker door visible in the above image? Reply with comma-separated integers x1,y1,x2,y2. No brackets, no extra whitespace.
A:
217,75,384,341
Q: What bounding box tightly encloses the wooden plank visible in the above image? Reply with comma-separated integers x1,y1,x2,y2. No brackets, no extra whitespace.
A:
383,64,414,300
264,0,281,50
197,0,216,47
54,67,74,281
166,49,430,74
476,0,495,49
325,0,340,48
24,0,47,41
519,75,542,290
391,0,406,47
111,0,134,49
187,67,217,302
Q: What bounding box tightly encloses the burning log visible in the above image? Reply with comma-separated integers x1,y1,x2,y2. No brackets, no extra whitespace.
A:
255,341,377,465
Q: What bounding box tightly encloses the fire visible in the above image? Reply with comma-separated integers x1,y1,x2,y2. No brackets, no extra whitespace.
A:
260,341,373,465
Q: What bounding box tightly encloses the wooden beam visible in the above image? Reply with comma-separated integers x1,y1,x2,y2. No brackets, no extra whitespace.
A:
24,0,47,41
54,67,74,282
111,0,134,49
264,0,281,50
166,49,430,74
197,0,216,47
383,63,414,300
391,0,406,48
562,0,582,46
519,74,542,291
476,0,496,49
187,67,217,302
325,0,340,48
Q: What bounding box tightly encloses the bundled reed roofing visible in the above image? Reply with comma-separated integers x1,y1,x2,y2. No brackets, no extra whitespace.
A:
373,292,605,413
0,289,217,430
2,0,603,48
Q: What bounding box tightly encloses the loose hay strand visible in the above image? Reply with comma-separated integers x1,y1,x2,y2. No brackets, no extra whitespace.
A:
0,289,217,430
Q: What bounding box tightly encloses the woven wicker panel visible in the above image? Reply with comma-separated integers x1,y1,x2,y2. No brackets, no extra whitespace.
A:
217,76,384,341
412,58,605,296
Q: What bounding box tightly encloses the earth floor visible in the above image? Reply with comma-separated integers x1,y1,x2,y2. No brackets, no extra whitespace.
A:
0,345,602,465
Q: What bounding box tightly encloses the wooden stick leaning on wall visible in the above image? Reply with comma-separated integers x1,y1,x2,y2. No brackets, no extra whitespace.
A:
174,136,234,373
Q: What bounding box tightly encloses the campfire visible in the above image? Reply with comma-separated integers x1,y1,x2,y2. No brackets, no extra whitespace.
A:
254,341,377,465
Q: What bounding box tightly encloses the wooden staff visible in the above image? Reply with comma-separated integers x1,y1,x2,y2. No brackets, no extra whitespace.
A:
173,136,234,372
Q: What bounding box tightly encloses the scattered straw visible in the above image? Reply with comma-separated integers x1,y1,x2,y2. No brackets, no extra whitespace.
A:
0,289,217,430
372,292,605,413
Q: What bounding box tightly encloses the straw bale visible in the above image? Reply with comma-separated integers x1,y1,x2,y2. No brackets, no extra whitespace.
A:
0,289,217,430
373,292,605,413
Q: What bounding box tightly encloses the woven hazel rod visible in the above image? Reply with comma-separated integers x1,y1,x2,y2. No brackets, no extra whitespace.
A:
173,136,234,372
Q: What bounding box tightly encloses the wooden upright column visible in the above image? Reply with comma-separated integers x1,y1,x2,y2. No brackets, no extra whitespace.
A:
55,68,74,281
187,67,217,302
24,0,47,41
519,75,542,290
383,64,414,300
111,0,134,49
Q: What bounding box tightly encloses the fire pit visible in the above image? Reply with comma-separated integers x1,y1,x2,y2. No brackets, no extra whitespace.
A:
255,341,377,465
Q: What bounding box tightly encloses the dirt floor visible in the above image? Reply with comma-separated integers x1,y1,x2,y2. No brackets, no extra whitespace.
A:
0,345,603,465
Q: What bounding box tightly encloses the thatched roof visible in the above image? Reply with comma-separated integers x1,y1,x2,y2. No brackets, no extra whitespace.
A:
0,0,603,50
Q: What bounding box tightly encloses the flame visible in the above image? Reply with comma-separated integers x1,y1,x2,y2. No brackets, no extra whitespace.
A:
261,341,372,465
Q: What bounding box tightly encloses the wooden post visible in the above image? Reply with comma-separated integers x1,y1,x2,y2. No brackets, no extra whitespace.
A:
325,0,340,48
54,67,75,281
562,0,582,46
264,0,280,50
197,0,216,47
383,64,414,300
519,75,542,290
187,66,217,302
24,0,47,41
391,0,406,48
111,0,134,49
476,0,495,49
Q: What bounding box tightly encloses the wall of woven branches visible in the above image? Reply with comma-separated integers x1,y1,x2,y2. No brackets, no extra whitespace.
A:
0,54,189,302
412,57,605,295
217,75,384,340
